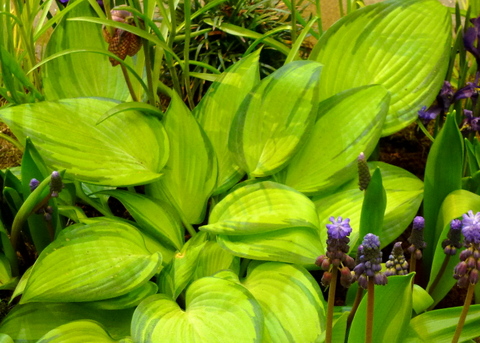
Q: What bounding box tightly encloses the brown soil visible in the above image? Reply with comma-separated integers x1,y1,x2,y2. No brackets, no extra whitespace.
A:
0,123,22,170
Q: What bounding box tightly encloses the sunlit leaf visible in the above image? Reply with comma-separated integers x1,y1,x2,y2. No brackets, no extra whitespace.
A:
0,98,169,187
310,0,451,136
193,241,240,280
131,272,263,342
229,60,322,177
21,220,162,303
85,282,158,310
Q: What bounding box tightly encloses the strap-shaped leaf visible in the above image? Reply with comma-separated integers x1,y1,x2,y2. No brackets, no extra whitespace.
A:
147,92,217,224
132,273,263,342
310,0,451,136
36,320,130,343
242,262,326,342
201,181,319,235
194,50,260,194
315,162,423,249
21,220,162,303
98,190,184,250
0,302,133,341
42,1,129,101
0,98,168,186
229,60,322,177
277,84,389,195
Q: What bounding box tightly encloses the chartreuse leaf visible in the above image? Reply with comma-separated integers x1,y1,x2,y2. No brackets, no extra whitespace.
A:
413,284,434,314
0,253,17,291
194,241,240,280
349,274,414,343
404,305,480,342
201,181,323,264
201,181,319,235
423,113,463,267
131,272,263,342
315,161,423,248
20,220,163,303
0,302,133,341
98,190,184,250
427,190,480,307
37,320,131,343
242,262,326,342
194,50,260,194
310,0,451,136
157,232,207,299
229,60,322,177
84,282,158,310
146,92,217,224
42,1,129,101
276,85,389,195
0,334,13,343
359,168,386,240
0,98,169,187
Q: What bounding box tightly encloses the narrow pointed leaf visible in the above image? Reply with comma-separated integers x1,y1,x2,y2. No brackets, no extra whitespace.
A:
310,0,451,135
277,85,389,195
242,262,326,342
0,98,169,186
42,1,129,101
194,50,260,194
229,60,322,177
132,274,263,342
37,320,126,343
315,162,423,248
146,93,217,224
21,220,163,303
98,190,184,250
349,274,414,343
423,112,463,267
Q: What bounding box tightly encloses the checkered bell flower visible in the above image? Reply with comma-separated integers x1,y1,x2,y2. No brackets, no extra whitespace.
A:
353,233,387,289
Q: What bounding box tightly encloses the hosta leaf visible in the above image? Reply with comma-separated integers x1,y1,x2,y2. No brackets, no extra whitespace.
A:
242,262,326,342
0,334,13,343
349,274,414,343
132,273,263,343
37,320,131,343
194,50,260,194
310,0,451,136
194,241,240,280
21,220,162,303
314,162,423,248
85,281,158,310
0,302,133,341
201,181,319,235
229,60,322,177
276,85,389,195
98,190,184,250
42,1,129,101
146,92,217,224
0,98,169,186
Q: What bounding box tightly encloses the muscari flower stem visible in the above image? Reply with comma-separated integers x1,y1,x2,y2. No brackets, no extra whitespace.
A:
325,267,338,343
452,282,475,343
426,255,450,307
347,287,364,328
366,278,375,343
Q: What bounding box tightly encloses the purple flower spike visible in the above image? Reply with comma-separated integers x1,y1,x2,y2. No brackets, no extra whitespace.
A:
326,216,352,239
29,178,40,192
462,211,480,244
49,171,63,198
442,219,463,255
413,216,425,230
353,234,386,289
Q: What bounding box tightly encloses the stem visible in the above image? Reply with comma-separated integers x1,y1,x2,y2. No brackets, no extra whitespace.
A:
347,287,364,327
290,0,296,45
121,64,139,102
427,255,451,305
409,255,417,274
452,283,475,343
325,267,338,343
366,278,375,343
182,0,195,109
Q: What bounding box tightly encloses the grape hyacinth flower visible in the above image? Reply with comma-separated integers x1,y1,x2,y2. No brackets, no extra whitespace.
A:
357,152,371,191
407,216,426,272
29,178,40,192
50,171,63,198
385,242,409,276
443,219,463,256
353,233,387,289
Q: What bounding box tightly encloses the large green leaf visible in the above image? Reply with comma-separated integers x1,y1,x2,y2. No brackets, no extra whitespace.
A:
0,98,169,186
310,0,451,136
98,190,184,250
36,320,131,343
194,50,260,194
20,220,162,303
242,262,326,342
349,274,414,343
229,60,322,177
193,240,240,280
131,272,263,342
423,113,463,267
0,302,133,342
276,85,389,195
405,305,480,342
315,161,423,248
146,93,217,224
42,1,129,101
